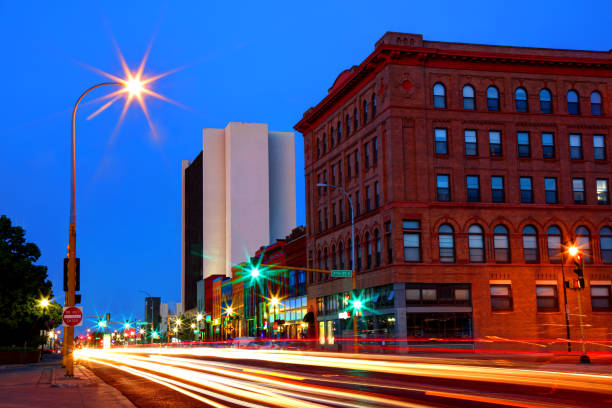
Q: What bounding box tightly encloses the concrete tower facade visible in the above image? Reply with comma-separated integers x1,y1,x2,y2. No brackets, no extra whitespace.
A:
182,122,296,311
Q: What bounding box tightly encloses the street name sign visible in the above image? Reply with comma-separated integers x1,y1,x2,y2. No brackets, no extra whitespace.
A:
331,270,353,278
62,306,83,327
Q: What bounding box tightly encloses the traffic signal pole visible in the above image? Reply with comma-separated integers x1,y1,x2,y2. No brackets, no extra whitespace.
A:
560,253,571,352
576,255,590,364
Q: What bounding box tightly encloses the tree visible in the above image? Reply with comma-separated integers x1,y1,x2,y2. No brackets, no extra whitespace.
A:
0,215,62,346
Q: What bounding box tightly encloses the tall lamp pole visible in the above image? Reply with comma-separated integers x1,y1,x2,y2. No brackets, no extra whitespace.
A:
64,82,124,377
316,183,358,351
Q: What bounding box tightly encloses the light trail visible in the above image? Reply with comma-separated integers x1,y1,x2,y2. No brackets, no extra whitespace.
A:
76,346,612,407
78,346,612,393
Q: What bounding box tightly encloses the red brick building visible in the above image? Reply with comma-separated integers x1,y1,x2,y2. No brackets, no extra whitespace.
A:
295,32,612,348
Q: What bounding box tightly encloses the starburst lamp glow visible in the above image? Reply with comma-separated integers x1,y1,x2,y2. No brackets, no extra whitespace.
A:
568,245,579,257
125,77,144,97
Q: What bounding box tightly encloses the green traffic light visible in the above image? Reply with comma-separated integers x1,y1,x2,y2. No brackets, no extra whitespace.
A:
250,267,260,278
353,300,363,310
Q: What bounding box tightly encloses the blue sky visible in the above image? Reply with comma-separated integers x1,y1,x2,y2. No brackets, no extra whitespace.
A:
1,0,610,329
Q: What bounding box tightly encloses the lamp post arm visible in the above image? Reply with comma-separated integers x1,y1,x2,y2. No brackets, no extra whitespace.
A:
70,82,123,224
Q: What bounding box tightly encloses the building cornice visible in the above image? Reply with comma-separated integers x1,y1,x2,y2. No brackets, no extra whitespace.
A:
294,37,612,135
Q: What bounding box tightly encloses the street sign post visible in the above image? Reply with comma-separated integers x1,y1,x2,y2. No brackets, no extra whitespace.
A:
62,306,83,327
331,270,353,278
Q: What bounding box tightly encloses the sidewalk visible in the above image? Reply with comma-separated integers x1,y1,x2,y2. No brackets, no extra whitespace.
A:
0,355,135,408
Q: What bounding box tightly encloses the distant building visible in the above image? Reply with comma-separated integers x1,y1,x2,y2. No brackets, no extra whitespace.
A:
144,297,161,330
159,303,169,336
181,122,296,312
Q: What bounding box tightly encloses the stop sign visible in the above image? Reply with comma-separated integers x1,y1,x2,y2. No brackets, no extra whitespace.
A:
63,306,83,327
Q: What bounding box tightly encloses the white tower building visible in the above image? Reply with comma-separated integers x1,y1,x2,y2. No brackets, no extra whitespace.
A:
181,122,296,310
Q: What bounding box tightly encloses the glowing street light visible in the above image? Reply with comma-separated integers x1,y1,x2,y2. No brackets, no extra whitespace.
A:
353,300,363,311
190,323,196,329
173,327,179,333
196,313,203,321
226,307,234,316
270,297,279,307
176,319,182,327
124,322,131,330
568,245,579,257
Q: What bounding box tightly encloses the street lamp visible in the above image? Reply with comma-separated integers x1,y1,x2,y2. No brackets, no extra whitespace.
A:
317,183,359,350
39,297,50,352
64,79,147,376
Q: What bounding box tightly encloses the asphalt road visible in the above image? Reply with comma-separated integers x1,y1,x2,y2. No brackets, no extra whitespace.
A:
78,347,612,407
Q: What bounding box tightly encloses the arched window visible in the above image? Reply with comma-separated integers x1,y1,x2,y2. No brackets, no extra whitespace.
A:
356,236,362,271
363,100,368,124
322,133,327,154
324,247,329,269
353,107,359,131
374,229,381,266
600,227,612,264
318,250,322,269
540,89,552,113
316,138,320,159
487,86,499,111
345,114,351,136
331,245,337,269
515,87,528,112
339,242,345,269
567,90,579,115
337,120,342,143
522,225,539,263
372,93,377,117
347,239,353,270
366,232,372,269
591,91,602,116
468,224,485,262
463,85,475,110
433,83,446,108
575,226,592,263
330,126,335,147
438,224,455,263
494,225,510,263
547,225,562,263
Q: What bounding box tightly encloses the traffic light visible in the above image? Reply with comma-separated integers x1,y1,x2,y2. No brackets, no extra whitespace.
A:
249,266,260,278
572,254,584,277
63,258,80,291
105,313,111,322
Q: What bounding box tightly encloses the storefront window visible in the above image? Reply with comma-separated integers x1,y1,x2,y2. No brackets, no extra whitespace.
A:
406,312,472,338
327,320,335,345
361,313,396,338
319,321,325,344
406,284,471,305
